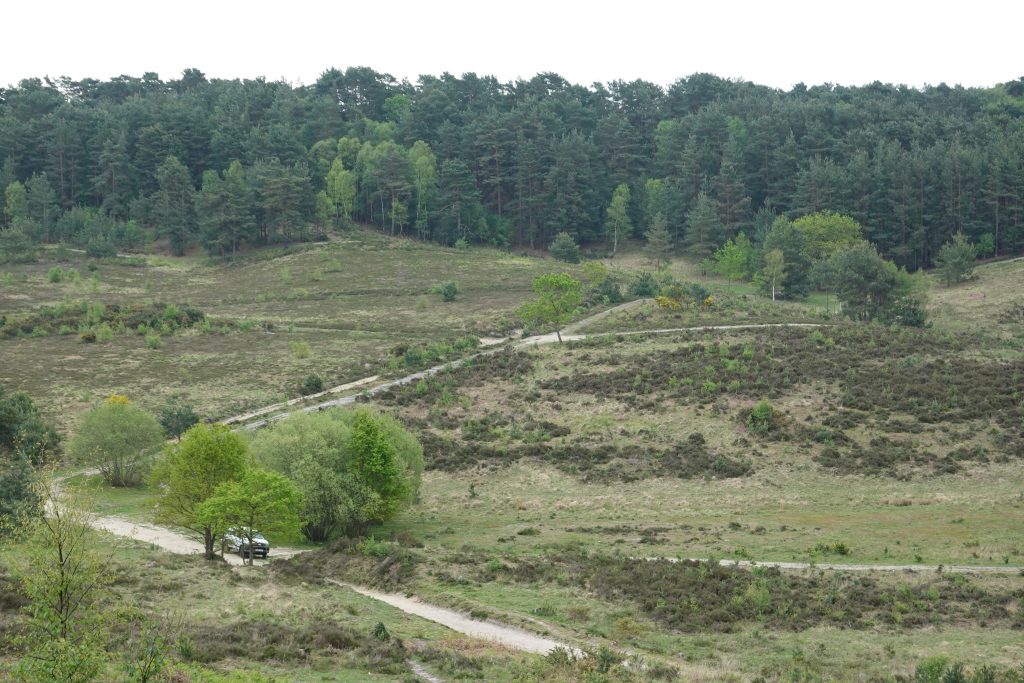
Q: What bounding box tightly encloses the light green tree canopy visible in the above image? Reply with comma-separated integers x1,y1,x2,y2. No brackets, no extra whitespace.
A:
196,468,302,565
151,423,248,558
251,407,423,541
67,396,164,488
519,272,583,343
791,210,862,262
712,232,754,287
326,157,358,226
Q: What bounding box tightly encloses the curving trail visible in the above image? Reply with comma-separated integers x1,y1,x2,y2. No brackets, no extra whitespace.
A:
231,294,824,431
326,579,579,656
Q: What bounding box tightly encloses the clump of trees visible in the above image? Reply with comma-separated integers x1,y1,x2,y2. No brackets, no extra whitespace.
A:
250,408,423,542
701,210,929,324
150,406,422,555
1,69,1022,265
151,423,251,558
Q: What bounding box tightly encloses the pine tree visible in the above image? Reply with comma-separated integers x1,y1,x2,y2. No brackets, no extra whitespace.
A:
152,156,197,256
645,212,673,269
683,192,725,267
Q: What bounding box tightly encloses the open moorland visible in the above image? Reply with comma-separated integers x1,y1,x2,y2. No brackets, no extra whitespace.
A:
0,231,578,431
3,248,1019,681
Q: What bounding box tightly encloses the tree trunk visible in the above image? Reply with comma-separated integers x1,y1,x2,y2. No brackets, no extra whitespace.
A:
556,329,562,343
203,527,216,559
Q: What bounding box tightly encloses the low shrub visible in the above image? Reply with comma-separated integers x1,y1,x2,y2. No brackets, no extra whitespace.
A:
300,373,325,395
628,271,660,297
440,281,458,302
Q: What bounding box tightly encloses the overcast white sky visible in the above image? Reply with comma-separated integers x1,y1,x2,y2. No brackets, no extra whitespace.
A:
2,0,1020,91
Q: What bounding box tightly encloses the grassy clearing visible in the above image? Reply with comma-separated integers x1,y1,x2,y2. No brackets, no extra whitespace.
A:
0,230,582,431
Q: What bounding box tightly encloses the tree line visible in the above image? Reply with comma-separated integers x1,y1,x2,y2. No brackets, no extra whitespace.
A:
2,67,1024,266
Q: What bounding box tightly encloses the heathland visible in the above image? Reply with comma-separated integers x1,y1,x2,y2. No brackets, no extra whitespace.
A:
3,229,1022,681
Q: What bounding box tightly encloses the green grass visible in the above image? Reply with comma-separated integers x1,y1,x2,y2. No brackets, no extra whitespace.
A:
0,229,584,431
0,530,552,682
7,245,1024,681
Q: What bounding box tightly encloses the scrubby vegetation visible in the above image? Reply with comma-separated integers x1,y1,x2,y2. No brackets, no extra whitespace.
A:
0,300,206,339
488,554,1024,632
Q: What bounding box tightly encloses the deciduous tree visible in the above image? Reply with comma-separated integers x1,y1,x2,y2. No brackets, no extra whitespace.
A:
519,272,583,343
936,231,977,285
604,183,631,255
713,232,754,289
761,249,786,301
197,469,302,565
68,396,164,487
14,485,111,682
151,423,248,559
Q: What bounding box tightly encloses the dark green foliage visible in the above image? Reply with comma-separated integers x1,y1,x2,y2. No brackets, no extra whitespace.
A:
761,217,812,298
0,387,61,467
828,242,925,324
84,236,117,258
0,389,59,530
0,454,40,531
300,374,325,396
684,192,726,263
628,271,660,297
158,401,200,440
152,156,197,256
586,275,623,305
0,224,38,263
2,71,1024,262
548,231,581,263
440,281,458,302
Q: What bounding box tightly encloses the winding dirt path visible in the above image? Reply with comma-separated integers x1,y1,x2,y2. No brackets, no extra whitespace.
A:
326,579,578,656
233,296,824,431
